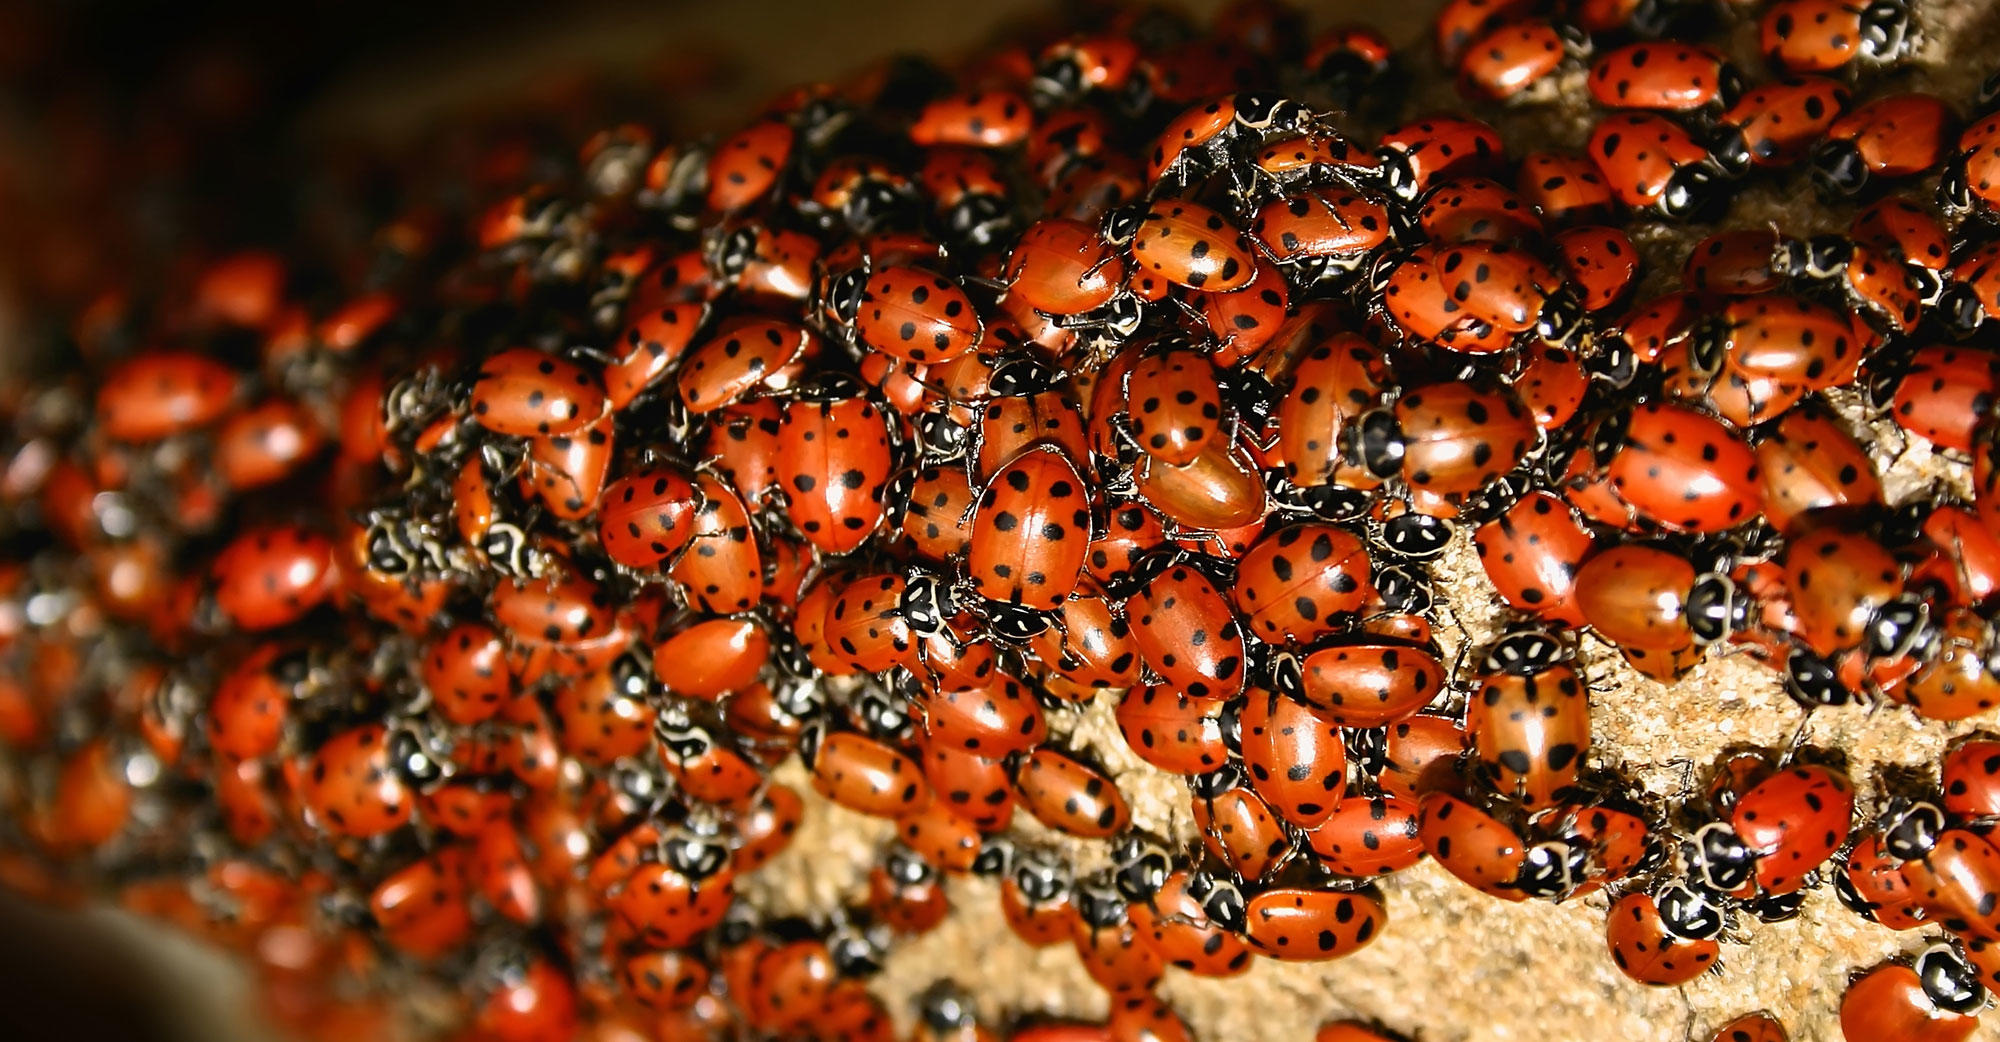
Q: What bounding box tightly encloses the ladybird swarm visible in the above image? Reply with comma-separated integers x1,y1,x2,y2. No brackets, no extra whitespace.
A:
7,0,2000,1039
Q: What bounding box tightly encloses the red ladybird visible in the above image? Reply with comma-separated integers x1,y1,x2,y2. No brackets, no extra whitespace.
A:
1014,746,1130,839
1516,150,1616,223
1716,77,1850,168
1129,869,1253,977
1606,891,1721,986
855,265,983,365
210,525,337,631
1125,558,1249,702
1112,684,1229,775
97,351,240,442
912,91,1033,148
598,465,701,569
1239,688,1349,830
1469,635,1589,810
1130,200,1257,292
1730,764,1854,894
776,381,895,554
300,723,426,839
707,118,793,212
1280,639,1446,728
1588,43,1736,113
1458,19,1573,102
805,726,931,819
1231,524,1371,644
1814,92,1956,197
1760,0,1911,74
1838,962,1978,1042
968,447,1092,632
1602,402,1761,532
1586,112,1723,219
471,348,606,437
1418,792,1529,901
1306,792,1426,877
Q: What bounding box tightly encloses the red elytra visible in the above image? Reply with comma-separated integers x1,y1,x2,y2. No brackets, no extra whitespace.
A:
1515,150,1616,223
606,301,710,409
1457,19,1568,101
1432,0,1536,66
675,318,812,414
1586,111,1719,218
1760,0,1904,73
969,447,1093,613
1395,381,1538,501
1192,774,1294,881
1231,523,1371,644
911,91,1033,148
1572,543,1697,652
1605,891,1720,986
1754,405,1881,533
1416,176,1542,245
1840,833,1926,930
1418,792,1528,901
622,948,711,1012
1125,560,1250,702
1891,345,2000,452
552,667,655,766
1277,334,1391,487
470,348,607,437
733,783,805,873
207,644,291,761
1719,76,1851,168
1816,92,1955,195
856,265,983,365
1942,739,2000,818
1030,582,1142,689
1070,902,1165,996
97,350,240,442
613,861,734,950
1588,42,1734,112
668,472,763,615
1552,225,1638,311
1112,684,1229,775
300,723,415,839
1124,345,1223,466
1779,524,1906,658
1604,402,1760,532
1240,885,1387,962
807,729,931,818
1286,640,1445,727
1729,764,1854,894
216,397,326,490
1901,828,2000,938
1013,745,1130,839
1470,659,1589,811
210,525,337,631
895,801,982,873
654,616,769,699
1253,187,1394,262
922,744,1015,832
598,464,702,569
1131,200,1256,292
370,848,475,960
1704,294,1863,391
1239,688,1348,829
1306,791,1426,877
823,570,915,675
522,410,614,521
656,719,763,808
1474,490,1595,625
1005,218,1127,316
1379,116,1507,199
868,854,951,934
918,672,1047,758
706,118,794,212
1135,433,1269,531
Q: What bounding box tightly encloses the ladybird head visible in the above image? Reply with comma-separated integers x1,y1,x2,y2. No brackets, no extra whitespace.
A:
1685,572,1747,646
1654,880,1725,941
1782,645,1850,708
1916,941,1986,1015
1880,799,1944,862
1517,839,1586,901
1809,142,1870,199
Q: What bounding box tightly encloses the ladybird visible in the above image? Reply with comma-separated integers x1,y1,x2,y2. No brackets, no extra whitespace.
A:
1552,225,1639,311
1112,684,1229,775
1122,343,1224,466
1204,877,1388,962
1469,633,1589,810
1130,200,1257,291
1814,92,1956,197
1378,116,1507,201
968,447,1092,634
599,465,702,569
1279,639,1447,728
776,381,896,555
1606,890,1721,986
1729,764,1855,894
1013,745,1130,839
912,91,1033,148
1124,558,1249,702
96,350,240,442
300,723,428,839
1754,403,1882,533
1305,791,1427,877
470,348,607,437
1760,0,1911,74
1128,868,1254,977
1838,962,1979,1042
1516,150,1617,223
798,723,929,819
1588,42,1736,113
676,318,813,414
210,525,337,632
853,265,982,366
922,745,1016,832
1458,19,1576,102
1231,523,1371,644
706,118,793,212
1586,112,1725,220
